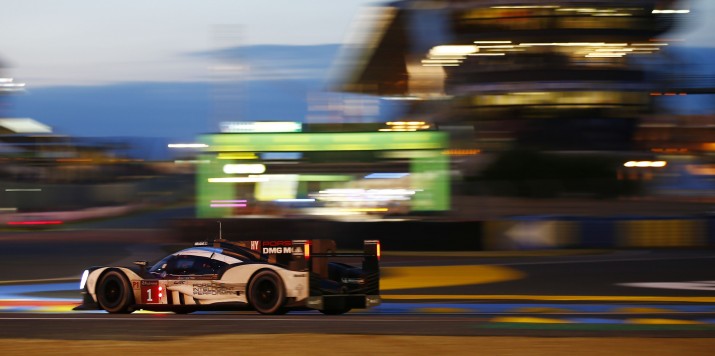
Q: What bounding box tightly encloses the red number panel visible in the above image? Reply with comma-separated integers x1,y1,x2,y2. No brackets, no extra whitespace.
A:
140,281,163,304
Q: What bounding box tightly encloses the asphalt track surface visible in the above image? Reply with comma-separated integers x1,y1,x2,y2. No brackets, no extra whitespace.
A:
1,229,715,340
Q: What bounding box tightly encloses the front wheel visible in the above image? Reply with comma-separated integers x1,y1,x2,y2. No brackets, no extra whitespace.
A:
248,270,286,315
97,270,134,314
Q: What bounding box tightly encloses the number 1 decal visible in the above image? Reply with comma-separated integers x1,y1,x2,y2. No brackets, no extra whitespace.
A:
140,281,162,304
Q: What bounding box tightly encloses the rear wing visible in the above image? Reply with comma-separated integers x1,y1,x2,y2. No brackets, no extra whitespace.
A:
295,239,380,303
292,239,380,275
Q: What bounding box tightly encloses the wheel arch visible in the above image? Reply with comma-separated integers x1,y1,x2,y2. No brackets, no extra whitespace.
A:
246,267,288,314
88,267,140,304
94,268,137,313
221,263,305,304
223,264,290,289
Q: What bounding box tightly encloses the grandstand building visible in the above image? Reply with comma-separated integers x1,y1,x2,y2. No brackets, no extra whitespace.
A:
336,0,691,151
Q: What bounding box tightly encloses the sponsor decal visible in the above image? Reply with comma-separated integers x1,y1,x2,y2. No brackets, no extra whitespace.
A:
193,283,235,296
140,281,162,304
262,247,293,254
173,281,187,285
262,240,292,247
261,241,294,254
341,278,365,285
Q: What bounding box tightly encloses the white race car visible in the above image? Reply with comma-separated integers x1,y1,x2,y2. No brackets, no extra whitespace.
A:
75,238,381,315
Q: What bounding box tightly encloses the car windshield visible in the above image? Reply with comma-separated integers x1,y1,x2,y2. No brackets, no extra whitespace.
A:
149,255,173,274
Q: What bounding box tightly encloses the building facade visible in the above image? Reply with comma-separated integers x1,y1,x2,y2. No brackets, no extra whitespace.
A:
336,0,690,151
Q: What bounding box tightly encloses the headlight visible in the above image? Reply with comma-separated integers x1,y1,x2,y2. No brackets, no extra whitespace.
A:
79,270,89,290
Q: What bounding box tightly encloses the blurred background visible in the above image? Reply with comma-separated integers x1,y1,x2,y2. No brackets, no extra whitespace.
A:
1,0,714,247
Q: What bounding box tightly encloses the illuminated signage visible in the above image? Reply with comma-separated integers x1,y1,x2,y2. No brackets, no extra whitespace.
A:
220,121,302,133
202,131,448,152
223,164,266,174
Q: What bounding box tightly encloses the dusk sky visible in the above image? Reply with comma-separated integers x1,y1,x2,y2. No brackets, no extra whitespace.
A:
1,0,713,144
1,0,380,87
1,0,712,88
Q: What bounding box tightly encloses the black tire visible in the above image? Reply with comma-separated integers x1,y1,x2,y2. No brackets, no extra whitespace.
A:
97,270,134,314
319,308,351,315
248,270,286,315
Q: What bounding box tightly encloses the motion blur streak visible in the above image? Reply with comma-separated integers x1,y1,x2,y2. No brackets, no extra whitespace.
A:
380,265,523,291
7,220,63,226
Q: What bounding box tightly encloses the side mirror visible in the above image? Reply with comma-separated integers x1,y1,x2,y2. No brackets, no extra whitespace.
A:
133,261,149,269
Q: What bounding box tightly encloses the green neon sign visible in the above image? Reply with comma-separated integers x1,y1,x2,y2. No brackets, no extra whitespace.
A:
195,131,451,218
200,131,448,152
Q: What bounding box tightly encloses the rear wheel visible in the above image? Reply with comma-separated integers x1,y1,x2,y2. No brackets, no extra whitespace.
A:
97,270,134,314
248,270,285,315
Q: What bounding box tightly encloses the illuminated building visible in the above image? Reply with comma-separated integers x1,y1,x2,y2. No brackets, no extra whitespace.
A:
335,0,691,151
635,114,715,154
194,122,451,218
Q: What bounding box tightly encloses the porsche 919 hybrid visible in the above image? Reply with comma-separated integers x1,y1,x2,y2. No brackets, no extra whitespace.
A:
75,239,380,315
